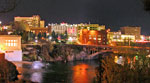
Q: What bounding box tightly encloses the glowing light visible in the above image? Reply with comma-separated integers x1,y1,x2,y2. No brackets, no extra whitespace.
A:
72,64,95,83
114,56,118,63
31,61,45,69
57,36,61,40
35,40,38,43
0,45,5,53
107,29,110,32
49,36,52,40
68,37,73,42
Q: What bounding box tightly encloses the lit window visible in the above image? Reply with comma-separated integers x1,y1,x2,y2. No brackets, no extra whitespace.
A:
8,43,10,46
98,38,101,40
98,35,101,37
89,35,92,39
11,43,13,46
5,40,17,47
14,43,16,46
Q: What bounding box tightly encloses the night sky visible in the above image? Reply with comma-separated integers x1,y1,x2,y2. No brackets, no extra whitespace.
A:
0,0,150,35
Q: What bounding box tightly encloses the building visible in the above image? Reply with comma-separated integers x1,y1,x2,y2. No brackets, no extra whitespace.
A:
107,31,135,45
79,29,108,45
120,26,141,40
107,31,122,43
77,24,105,31
49,23,78,41
40,20,45,28
14,15,45,28
30,26,51,35
0,35,22,61
77,24,107,45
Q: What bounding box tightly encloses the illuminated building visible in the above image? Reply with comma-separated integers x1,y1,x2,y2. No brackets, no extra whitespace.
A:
79,29,107,45
77,24,105,31
0,35,22,61
120,26,141,40
77,24,107,45
107,31,135,45
121,35,135,42
49,23,78,41
40,20,45,28
30,26,51,35
107,31,122,43
14,15,45,28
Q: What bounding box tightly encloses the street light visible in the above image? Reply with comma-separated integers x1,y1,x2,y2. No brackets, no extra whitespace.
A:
0,21,2,25
68,37,73,44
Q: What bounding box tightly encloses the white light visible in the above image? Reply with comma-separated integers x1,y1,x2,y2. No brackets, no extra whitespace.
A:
0,21,2,24
68,37,73,41
32,61,45,69
35,40,38,43
49,36,52,40
48,23,51,26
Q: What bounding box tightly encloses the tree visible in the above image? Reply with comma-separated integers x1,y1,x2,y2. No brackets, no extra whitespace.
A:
29,31,35,40
64,30,68,39
42,32,47,38
143,0,150,11
38,32,42,39
64,30,68,42
22,31,28,43
51,30,56,41
11,21,29,32
97,53,150,83
0,0,20,13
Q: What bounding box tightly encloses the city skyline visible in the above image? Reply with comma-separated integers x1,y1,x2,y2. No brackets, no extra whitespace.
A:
0,0,150,35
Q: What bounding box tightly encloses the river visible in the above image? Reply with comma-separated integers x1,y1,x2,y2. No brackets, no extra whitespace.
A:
13,60,99,83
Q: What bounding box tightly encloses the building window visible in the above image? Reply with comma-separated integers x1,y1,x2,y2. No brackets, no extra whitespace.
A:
5,40,18,47
98,41,101,44
89,35,92,39
93,35,96,40
98,35,101,38
98,38,101,40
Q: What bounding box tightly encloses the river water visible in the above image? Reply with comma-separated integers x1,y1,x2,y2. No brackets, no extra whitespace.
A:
14,60,99,83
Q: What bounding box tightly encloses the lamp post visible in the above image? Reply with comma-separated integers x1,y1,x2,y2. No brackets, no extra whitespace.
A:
0,21,2,31
0,21,2,25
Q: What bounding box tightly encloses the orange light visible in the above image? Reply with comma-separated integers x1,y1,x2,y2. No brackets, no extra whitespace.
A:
107,29,110,32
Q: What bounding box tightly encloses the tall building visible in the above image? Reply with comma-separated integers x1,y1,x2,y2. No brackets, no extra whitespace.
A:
120,26,141,40
0,35,22,61
14,15,45,28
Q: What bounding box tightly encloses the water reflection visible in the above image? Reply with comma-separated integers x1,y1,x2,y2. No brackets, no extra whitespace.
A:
72,64,96,83
31,72,43,83
13,61,98,83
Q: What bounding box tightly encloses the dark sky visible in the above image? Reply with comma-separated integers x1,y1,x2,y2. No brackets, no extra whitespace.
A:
0,0,150,35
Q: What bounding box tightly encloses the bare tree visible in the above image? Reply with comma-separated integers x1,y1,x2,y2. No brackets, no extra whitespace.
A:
142,0,150,11
0,0,20,13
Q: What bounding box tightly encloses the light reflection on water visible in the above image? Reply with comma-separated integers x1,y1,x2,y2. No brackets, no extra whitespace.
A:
14,61,99,83
72,64,96,83
31,72,43,83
